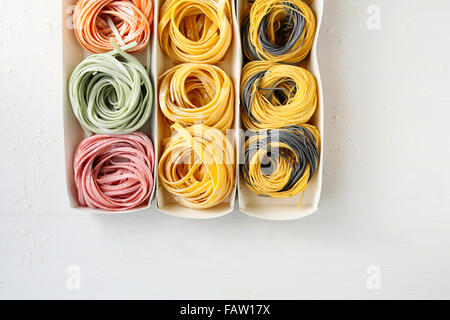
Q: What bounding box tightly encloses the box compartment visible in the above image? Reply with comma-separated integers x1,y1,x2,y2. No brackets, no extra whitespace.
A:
154,0,242,219
61,0,158,214
237,0,324,221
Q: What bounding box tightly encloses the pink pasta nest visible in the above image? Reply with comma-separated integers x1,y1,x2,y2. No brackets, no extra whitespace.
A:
74,132,155,211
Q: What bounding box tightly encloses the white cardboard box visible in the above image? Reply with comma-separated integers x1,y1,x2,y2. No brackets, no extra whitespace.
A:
62,0,323,219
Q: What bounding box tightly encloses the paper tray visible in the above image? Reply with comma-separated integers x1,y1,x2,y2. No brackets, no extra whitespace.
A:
237,0,324,221
154,0,242,219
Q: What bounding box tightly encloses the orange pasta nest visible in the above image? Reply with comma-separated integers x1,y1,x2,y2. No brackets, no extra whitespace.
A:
73,0,154,54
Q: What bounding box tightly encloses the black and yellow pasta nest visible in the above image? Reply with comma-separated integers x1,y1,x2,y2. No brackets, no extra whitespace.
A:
241,124,320,199
158,0,233,63
159,63,235,132
241,61,317,130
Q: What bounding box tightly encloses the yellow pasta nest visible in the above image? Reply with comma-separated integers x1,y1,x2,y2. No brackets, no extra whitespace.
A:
159,123,235,209
158,0,233,63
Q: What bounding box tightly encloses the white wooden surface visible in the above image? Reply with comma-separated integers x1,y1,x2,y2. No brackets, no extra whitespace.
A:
0,0,449,299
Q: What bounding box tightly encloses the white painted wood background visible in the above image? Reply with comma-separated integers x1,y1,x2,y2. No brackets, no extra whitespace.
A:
0,0,449,299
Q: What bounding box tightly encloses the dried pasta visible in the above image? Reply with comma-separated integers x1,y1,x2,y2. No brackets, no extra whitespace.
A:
158,0,233,63
158,123,235,209
159,63,234,132
241,124,320,200
73,0,154,54
242,0,316,64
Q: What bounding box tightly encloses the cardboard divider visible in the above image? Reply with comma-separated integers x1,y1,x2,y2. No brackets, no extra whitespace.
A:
237,0,325,221
61,0,158,214
155,0,242,219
